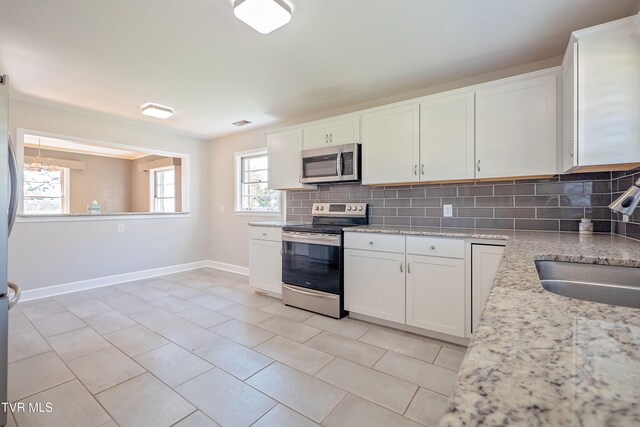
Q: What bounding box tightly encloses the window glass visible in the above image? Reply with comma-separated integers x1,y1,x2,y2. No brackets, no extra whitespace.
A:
238,152,280,212
23,166,67,214
153,168,176,213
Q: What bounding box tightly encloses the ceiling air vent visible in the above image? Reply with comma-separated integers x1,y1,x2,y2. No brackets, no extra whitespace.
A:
232,120,252,127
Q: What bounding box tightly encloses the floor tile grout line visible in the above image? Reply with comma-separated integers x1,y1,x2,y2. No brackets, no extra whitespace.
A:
402,384,423,418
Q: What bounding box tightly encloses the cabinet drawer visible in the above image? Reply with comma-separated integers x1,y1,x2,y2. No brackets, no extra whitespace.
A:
249,226,282,242
344,232,405,253
406,236,464,259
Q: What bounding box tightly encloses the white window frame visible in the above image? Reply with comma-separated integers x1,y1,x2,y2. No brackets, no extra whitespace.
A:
234,148,282,216
22,165,70,215
149,165,176,213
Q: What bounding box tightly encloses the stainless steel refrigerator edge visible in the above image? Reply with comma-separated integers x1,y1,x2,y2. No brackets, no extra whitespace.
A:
0,75,20,427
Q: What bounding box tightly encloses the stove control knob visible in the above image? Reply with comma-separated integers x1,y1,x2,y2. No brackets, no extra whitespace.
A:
347,206,352,211
351,205,357,211
319,206,324,211
357,206,363,211
314,206,319,210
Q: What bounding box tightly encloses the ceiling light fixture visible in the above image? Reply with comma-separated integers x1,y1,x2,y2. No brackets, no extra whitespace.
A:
141,103,174,119
232,120,252,126
233,0,292,34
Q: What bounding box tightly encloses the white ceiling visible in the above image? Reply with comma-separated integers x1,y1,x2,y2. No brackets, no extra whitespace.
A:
1,0,637,139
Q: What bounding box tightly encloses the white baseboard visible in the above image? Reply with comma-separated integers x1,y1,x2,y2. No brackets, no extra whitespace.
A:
206,260,249,276
20,260,214,302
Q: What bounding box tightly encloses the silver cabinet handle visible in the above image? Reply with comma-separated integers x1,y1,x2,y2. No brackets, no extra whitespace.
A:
298,174,302,183
369,241,374,245
407,263,411,274
414,165,417,176
477,160,481,172
8,282,20,309
280,247,283,256
400,262,403,273
8,136,18,235
421,164,424,176
325,134,329,143
569,141,575,158
262,232,267,236
330,133,333,143
431,245,436,250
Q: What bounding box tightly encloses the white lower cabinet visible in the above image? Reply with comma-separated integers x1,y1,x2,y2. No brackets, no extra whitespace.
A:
406,254,465,337
471,244,505,333
249,227,282,295
344,249,406,324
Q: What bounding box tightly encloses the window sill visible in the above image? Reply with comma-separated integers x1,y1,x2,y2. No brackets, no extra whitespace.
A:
234,210,283,217
16,212,191,223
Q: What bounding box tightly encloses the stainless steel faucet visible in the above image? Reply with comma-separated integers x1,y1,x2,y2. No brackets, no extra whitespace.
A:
610,178,640,217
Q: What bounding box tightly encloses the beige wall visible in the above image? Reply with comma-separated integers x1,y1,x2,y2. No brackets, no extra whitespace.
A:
208,56,562,268
24,147,133,214
9,99,209,291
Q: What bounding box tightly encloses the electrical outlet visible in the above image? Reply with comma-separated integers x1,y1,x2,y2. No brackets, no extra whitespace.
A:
117,224,124,233
443,204,453,217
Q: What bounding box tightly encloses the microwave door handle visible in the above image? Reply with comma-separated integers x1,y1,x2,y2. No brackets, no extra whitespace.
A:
8,136,18,236
336,149,343,178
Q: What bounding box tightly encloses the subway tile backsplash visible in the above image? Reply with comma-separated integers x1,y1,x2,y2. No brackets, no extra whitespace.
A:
286,171,615,233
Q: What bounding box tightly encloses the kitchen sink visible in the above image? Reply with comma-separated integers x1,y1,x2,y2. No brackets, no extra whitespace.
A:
534,260,640,309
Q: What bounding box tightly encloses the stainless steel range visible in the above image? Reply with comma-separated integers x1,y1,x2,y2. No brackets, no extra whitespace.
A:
281,202,367,318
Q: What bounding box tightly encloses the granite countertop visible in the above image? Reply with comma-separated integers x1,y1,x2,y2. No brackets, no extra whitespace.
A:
18,212,190,218
439,233,640,426
345,225,640,425
345,224,510,240
247,220,309,228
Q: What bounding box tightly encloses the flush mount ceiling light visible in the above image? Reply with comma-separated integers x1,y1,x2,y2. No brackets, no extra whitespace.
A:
141,103,173,119
232,120,252,126
233,0,292,34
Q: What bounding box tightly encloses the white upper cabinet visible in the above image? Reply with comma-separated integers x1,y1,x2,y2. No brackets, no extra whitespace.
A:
302,115,360,150
420,91,475,181
562,44,578,172
476,72,558,179
562,17,640,172
362,103,420,185
267,128,315,190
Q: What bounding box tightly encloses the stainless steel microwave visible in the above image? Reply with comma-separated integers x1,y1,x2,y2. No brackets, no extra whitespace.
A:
301,143,361,184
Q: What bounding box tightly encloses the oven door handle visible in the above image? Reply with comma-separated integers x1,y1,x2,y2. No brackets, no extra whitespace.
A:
282,284,339,300
336,148,343,178
282,232,341,247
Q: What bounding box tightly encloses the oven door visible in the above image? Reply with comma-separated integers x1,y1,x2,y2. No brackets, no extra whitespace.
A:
301,144,359,184
282,232,342,294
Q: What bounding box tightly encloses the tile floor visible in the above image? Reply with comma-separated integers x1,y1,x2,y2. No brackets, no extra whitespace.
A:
6,268,466,427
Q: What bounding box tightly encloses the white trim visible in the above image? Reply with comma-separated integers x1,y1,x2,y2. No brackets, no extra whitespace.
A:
234,210,283,217
16,212,190,223
19,259,251,302
206,260,250,276
20,260,210,301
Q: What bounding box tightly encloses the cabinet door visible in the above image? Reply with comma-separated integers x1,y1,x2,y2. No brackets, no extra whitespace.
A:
470,244,505,333
562,44,578,172
420,91,475,181
406,254,465,337
476,74,557,178
268,128,313,190
330,116,360,146
578,22,640,166
344,249,405,323
249,239,283,295
302,123,331,150
362,103,420,185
